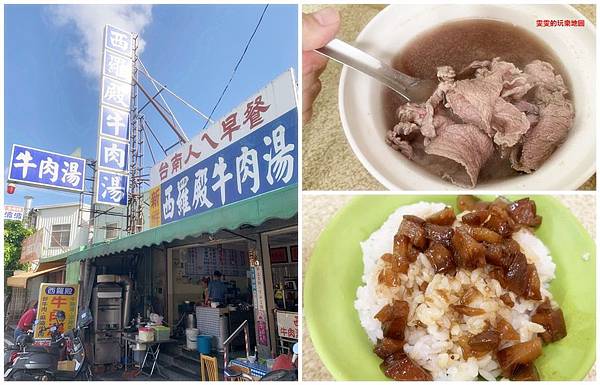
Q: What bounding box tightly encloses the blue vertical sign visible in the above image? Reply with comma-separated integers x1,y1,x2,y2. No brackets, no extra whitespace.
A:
97,138,129,172
99,106,130,141
104,25,134,58
96,170,129,206
8,144,86,192
95,24,134,206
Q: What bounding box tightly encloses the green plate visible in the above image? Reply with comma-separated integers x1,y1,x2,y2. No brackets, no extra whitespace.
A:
304,195,596,380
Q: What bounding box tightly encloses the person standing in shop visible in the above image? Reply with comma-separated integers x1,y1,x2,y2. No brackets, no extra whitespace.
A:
207,270,227,307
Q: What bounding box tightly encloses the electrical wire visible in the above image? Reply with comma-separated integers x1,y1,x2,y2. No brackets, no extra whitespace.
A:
201,5,269,130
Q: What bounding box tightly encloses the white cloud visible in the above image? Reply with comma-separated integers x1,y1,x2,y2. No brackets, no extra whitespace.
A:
48,5,153,80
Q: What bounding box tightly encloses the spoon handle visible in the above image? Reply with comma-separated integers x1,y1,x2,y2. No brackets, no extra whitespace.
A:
315,39,418,101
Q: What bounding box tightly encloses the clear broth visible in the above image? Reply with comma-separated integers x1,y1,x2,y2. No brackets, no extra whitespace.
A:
383,19,570,182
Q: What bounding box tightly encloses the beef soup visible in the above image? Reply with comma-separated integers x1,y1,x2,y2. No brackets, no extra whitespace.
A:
383,19,574,187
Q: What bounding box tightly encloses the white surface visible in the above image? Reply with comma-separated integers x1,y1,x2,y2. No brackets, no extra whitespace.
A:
339,4,596,190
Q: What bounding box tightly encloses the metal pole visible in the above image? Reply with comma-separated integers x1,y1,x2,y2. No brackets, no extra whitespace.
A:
134,78,188,143
138,59,213,123
87,160,96,246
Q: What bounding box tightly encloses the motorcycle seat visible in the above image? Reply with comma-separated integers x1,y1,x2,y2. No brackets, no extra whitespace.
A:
24,346,52,353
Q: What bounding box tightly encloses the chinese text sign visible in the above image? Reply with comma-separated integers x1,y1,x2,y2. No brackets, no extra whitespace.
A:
150,70,298,227
275,311,298,340
95,24,134,206
160,109,297,224
35,283,80,340
4,205,24,221
8,144,85,192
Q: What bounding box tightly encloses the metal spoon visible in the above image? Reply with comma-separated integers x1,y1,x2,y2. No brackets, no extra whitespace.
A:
315,38,438,103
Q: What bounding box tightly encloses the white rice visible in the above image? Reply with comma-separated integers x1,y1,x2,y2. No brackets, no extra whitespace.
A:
354,202,556,381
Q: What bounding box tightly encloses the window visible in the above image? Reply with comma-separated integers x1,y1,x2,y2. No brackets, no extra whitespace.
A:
50,224,71,248
105,223,119,240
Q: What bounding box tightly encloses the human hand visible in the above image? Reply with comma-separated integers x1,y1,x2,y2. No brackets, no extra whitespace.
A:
302,8,341,124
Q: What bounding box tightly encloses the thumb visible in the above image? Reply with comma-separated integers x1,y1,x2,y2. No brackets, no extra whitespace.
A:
302,8,340,51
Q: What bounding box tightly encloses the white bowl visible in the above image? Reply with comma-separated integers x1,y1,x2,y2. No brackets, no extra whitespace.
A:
339,4,595,190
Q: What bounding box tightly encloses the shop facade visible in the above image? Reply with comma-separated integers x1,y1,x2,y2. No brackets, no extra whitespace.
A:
58,184,297,379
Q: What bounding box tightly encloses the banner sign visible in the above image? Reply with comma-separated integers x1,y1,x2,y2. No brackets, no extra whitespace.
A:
8,144,86,192
94,24,134,206
34,283,80,340
149,70,298,227
251,266,270,349
4,205,24,221
20,230,44,264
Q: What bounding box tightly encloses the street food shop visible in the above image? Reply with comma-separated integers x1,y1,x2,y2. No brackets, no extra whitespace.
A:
58,70,299,380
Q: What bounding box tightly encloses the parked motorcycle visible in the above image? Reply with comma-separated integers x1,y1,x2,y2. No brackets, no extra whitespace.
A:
4,330,34,372
4,309,94,381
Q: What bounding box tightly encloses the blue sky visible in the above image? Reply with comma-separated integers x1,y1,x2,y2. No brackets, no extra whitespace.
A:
4,4,298,207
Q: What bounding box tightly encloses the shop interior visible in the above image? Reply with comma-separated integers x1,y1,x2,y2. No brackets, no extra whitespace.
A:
84,218,298,380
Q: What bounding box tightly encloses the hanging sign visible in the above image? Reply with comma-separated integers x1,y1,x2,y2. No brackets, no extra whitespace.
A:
8,144,85,192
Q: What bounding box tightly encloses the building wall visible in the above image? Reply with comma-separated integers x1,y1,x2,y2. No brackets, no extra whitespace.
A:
92,203,128,243
35,204,89,259
151,247,168,316
33,202,130,263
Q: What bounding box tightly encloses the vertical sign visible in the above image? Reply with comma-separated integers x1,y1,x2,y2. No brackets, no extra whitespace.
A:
35,283,80,340
251,265,270,350
148,186,162,228
95,25,134,206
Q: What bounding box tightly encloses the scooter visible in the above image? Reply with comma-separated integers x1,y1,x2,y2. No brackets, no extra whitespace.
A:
5,309,94,381
4,330,34,371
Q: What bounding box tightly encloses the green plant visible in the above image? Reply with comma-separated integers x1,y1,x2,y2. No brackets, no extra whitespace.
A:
4,220,33,302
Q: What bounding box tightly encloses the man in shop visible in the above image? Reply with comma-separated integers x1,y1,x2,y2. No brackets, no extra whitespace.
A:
207,270,227,306
14,301,37,340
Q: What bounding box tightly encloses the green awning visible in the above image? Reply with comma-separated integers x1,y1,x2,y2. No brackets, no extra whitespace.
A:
41,250,80,263
66,185,297,263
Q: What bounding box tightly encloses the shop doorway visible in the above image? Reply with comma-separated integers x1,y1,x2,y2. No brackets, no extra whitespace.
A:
260,227,298,356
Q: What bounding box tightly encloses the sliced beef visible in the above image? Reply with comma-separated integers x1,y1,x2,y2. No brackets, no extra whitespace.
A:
491,98,531,147
514,100,540,126
445,78,502,135
513,100,574,173
386,58,573,188
386,132,415,159
469,58,532,100
421,80,454,138
523,60,568,95
424,124,494,188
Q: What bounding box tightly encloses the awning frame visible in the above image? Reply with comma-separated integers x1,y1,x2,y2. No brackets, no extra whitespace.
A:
7,265,66,288
66,185,297,263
